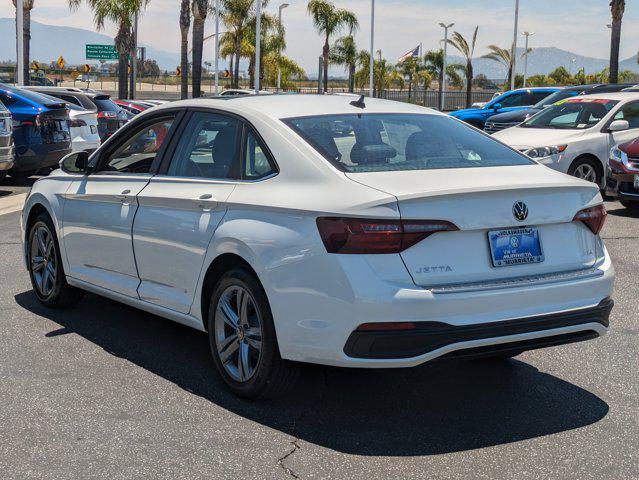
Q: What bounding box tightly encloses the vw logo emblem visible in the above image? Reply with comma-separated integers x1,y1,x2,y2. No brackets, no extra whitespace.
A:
510,236,520,248
513,201,528,222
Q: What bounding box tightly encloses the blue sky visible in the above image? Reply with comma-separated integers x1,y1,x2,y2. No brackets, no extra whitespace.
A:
3,0,638,73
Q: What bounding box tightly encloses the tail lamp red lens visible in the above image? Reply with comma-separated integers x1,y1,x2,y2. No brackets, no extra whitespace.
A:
573,204,606,235
316,217,458,254
97,111,117,119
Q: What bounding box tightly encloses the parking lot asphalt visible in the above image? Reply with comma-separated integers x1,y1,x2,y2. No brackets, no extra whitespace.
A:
0,190,637,480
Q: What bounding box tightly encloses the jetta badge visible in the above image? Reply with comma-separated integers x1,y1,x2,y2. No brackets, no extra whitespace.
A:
513,201,528,222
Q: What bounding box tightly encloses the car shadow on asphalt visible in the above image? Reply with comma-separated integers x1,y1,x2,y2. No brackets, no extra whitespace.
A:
15,290,609,457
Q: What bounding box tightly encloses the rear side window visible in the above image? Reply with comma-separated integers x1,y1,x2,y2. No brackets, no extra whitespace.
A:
167,111,241,179
284,113,533,173
530,91,553,104
243,130,276,179
93,98,120,112
499,92,533,108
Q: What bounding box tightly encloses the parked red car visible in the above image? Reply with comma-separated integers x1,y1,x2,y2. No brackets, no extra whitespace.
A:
607,137,639,211
114,99,149,116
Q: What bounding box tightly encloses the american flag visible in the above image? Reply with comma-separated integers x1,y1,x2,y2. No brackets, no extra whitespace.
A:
398,44,421,64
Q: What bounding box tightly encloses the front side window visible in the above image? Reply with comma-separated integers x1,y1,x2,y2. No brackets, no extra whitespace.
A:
522,98,618,130
99,117,175,173
167,112,241,179
284,113,533,173
613,102,639,129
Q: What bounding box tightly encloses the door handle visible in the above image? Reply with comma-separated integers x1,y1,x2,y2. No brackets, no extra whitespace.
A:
115,189,132,202
197,194,217,211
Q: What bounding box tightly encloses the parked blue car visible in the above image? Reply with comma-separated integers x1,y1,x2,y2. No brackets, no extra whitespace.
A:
449,87,561,129
0,83,71,177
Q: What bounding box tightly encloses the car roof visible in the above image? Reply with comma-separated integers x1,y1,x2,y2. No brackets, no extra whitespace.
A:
152,94,440,119
562,92,639,101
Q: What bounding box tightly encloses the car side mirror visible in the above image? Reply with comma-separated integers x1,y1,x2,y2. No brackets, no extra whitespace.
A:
608,120,630,132
493,103,502,111
60,151,91,174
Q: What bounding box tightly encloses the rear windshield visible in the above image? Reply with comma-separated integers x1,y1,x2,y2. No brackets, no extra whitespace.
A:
93,97,120,112
284,113,533,173
0,83,57,105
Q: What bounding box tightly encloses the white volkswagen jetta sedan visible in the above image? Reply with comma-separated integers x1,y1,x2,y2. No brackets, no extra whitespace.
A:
21,95,614,398
493,92,639,188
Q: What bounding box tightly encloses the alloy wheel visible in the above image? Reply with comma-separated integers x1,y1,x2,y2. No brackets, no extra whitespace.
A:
214,285,263,383
573,163,597,183
30,224,57,298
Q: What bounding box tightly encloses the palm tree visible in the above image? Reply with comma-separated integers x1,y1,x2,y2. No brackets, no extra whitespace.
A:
329,35,358,92
245,11,281,88
482,45,513,88
179,0,190,99
69,0,149,99
12,1,35,85
398,56,420,102
448,26,478,108
191,0,209,98
423,49,463,108
307,0,358,93
221,0,263,89
609,0,625,84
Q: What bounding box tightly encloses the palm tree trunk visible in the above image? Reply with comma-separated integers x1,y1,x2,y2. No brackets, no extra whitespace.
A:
348,64,355,93
233,33,242,89
323,35,329,93
117,54,128,99
229,55,234,87
466,63,473,108
179,0,190,99
192,17,204,97
129,48,136,98
609,21,622,83
438,69,444,110
408,73,413,102
22,7,31,85
248,57,255,89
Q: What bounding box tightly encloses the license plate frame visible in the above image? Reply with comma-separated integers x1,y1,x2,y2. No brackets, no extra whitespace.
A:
488,227,545,267
634,174,639,189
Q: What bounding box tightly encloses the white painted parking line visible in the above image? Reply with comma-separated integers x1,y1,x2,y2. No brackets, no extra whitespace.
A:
0,193,27,217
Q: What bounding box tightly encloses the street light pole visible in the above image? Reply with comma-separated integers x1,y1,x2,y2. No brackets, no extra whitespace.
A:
439,22,453,111
255,0,262,93
522,31,534,88
277,3,289,92
16,0,24,85
510,0,520,91
214,0,220,95
369,0,375,97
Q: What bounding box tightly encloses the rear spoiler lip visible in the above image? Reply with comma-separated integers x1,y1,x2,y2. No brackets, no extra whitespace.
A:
92,94,111,100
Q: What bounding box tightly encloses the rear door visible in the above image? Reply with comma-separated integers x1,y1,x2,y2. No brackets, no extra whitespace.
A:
62,113,178,297
132,110,245,313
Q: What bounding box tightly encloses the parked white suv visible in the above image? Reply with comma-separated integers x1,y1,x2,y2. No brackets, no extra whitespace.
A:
493,92,639,188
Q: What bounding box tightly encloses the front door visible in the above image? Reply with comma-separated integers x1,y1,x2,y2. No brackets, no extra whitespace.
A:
62,115,177,297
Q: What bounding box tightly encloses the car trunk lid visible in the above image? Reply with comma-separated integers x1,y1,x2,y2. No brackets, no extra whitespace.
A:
346,165,604,288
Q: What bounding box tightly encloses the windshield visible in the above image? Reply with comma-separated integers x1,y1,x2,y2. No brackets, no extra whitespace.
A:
521,98,618,130
284,113,533,173
533,90,580,108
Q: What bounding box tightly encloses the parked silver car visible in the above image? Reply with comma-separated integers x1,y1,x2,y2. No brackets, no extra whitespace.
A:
0,101,14,181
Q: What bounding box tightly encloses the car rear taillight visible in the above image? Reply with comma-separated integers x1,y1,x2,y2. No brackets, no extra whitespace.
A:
316,217,459,254
97,111,117,119
68,119,87,128
573,204,606,235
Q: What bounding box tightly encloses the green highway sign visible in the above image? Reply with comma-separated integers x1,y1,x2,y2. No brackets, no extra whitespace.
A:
85,44,119,60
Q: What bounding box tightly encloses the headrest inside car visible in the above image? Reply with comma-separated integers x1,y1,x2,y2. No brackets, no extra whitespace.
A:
350,143,397,164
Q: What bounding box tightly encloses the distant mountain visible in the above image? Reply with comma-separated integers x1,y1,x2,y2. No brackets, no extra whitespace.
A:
0,18,180,70
448,46,639,81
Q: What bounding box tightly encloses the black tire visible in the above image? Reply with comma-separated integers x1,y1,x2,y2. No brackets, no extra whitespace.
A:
27,213,84,308
620,199,639,211
568,157,603,187
11,170,35,179
208,267,300,399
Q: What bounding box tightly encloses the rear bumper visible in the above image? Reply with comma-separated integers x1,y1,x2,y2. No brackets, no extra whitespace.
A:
0,146,14,171
12,146,71,172
344,298,612,359
606,169,639,202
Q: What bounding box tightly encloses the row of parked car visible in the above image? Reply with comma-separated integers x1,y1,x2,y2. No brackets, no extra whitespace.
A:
450,83,639,210
0,84,170,181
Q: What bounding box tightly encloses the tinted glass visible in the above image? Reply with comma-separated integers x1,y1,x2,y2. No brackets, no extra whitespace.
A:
285,114,533,173
0,84,55,104
100,117,174,173
522,98,618,130
530,91,554,105
499,92,533,108
167,112,241,179
613,102,639,128
244,130,276,179
533,90,579,108
93,98,120,112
